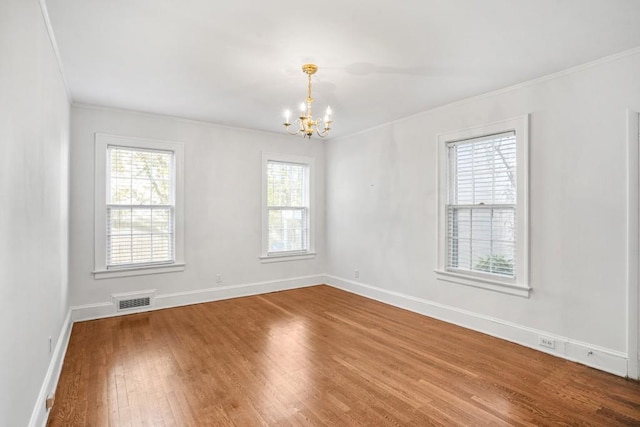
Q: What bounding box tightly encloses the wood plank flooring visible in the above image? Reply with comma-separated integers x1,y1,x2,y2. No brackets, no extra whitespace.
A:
49,285,640,426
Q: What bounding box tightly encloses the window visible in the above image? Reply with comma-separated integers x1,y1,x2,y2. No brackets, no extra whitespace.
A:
436,116,529,297
261,153,315,262
94,134,184,278
107,147,173,266
447,131,516,276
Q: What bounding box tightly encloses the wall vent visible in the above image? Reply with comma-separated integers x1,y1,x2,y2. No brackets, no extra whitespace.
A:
119,297,150,311
112,290,156,313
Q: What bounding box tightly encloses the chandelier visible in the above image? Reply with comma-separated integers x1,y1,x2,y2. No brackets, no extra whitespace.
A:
283,64,332,138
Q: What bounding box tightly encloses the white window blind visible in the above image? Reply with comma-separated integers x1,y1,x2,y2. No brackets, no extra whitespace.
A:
106,146,175,267
447,131,516,277
266,161,309,254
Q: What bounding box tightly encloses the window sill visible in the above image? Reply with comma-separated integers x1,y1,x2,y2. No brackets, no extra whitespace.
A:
435,269,531,298
93,262,186,280
260,253,317,263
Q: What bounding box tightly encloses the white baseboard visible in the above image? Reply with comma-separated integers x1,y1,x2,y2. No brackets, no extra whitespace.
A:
325,275,629,378
29,309,73,427
71,274,327,322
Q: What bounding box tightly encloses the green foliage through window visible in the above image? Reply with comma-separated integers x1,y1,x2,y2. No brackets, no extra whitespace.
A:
474,255,514,276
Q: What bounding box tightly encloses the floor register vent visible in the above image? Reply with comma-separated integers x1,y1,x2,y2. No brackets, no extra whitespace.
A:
113,290,156,312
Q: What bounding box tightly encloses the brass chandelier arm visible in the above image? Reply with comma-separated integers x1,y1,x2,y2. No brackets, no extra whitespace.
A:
284,123,302,135
316,126,330,138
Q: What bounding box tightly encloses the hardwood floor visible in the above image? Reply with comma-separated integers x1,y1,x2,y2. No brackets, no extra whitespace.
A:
49,285,640,426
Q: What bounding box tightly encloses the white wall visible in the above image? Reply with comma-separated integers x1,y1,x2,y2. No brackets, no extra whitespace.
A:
68,106,326,310
326,51,640,362
0,0,70,425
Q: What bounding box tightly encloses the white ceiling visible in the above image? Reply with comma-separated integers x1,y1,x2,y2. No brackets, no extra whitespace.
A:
46,0,640,137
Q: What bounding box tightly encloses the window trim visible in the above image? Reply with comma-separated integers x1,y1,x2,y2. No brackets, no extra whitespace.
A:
261,152,315,262
435,115,530,297
93,133,185,279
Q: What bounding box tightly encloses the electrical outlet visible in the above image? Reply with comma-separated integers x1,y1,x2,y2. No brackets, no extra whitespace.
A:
215,274,222,283
48,336,52,354
539,336,555,349
45,394,55,410
354,269,359,279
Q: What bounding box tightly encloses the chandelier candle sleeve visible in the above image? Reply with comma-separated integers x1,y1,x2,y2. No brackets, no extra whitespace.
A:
283,64,333,139
324,106,332,126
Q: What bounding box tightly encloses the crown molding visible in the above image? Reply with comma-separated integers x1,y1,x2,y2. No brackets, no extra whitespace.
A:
37,0,72,103
71,102,300,139
333,45,640,142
